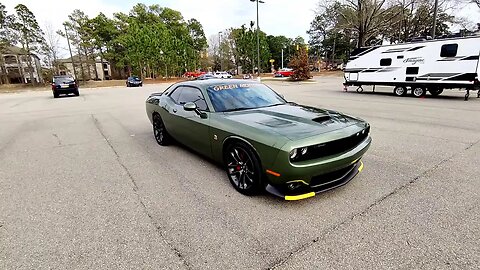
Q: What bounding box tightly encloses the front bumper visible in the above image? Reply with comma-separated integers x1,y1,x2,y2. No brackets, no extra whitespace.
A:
265,160,364,200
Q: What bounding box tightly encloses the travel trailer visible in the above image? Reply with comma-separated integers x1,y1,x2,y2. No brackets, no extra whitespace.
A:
343,36,480,100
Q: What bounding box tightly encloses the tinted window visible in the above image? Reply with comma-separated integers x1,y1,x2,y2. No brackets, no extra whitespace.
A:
54,77,75,84
440,44,458,57
380,58,392,66
177,87,208,111
169,87,182,103
206,83,285,112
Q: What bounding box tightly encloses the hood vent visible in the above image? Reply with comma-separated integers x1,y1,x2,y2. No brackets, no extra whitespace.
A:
312,115,331,124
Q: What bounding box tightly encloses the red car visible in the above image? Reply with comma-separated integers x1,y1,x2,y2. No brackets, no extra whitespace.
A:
184,71,206,78
274,68,294,77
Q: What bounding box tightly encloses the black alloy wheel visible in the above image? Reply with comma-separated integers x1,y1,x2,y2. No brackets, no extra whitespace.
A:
153,114,171,146
224,142,262,195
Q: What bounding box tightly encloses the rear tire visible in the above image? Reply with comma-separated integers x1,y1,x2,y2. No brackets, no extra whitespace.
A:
393,86,407,96
152,114,171,146
412,87,426,98
73,90,79,96
428,87,443,96
223,141,263,196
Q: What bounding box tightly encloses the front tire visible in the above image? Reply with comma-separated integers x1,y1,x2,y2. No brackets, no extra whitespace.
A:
152,114,171,146
73,89,79,96
53,91,59,98
224,142,262,195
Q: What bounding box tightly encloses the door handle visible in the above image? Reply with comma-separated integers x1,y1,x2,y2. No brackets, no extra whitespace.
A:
172,109,177,113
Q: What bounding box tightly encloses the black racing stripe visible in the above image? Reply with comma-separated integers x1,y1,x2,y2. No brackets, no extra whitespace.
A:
362,69,380,73
418,73,459,77
407,46,424,51
460,55,479,60
443,73,477,81
416,78,442,81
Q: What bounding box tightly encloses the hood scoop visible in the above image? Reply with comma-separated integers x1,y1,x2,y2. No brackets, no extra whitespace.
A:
312,115,332,124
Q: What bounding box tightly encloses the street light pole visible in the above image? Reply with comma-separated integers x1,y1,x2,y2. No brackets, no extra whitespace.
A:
64,24,77,80
281,48,284,69
250,0,264,76
218,31,223,71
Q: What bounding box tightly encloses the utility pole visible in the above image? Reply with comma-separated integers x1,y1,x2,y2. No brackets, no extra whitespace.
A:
64,24,77,80
432,0,439,39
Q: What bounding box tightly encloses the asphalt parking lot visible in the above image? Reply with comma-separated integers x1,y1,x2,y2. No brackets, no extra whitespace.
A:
1,76,479,269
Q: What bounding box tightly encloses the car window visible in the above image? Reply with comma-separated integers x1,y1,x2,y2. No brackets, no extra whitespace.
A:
169,87,183,103
54,77,75,84
177,87,208,111
206,83,285,112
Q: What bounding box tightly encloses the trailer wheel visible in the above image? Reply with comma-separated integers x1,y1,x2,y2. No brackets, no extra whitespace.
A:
477,90,480,98
412,87,426,98
428,87,443,96
356,86,364,93
393,86,407,97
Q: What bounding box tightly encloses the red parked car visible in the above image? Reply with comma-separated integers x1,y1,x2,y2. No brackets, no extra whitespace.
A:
274,68,294,77
184,71,206,78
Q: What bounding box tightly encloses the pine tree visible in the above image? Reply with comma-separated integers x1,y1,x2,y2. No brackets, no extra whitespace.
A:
13,4,46,85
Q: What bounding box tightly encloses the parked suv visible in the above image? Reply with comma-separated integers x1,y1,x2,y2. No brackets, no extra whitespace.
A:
52,75,79,98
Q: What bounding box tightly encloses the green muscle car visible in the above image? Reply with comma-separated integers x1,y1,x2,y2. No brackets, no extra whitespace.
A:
146,79,371,200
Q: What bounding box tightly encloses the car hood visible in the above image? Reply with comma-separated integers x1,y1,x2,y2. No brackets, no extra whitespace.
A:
222,104,363,140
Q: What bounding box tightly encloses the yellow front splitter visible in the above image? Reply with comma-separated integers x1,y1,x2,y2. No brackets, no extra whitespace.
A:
282,161,364,201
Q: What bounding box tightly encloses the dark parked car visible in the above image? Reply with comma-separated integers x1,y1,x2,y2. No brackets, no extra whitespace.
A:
126,76,143,87
51,75,79,98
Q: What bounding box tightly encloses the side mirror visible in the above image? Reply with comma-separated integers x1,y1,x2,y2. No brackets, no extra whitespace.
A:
183,102,208,119
183,102,197,111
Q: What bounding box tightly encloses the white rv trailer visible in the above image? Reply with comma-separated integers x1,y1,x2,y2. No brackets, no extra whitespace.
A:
343,36,480,100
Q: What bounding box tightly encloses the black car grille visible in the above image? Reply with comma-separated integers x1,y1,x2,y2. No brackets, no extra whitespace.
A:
294,126,369,162
310,164,356,187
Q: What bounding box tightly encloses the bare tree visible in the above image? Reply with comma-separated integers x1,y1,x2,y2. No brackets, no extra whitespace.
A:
43,22,61,75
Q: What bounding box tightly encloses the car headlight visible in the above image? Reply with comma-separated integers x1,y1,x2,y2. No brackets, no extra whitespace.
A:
290,147,309,162
289,149,298,160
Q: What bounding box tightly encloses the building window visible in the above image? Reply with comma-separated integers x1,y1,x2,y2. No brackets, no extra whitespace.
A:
440,44,458,57
102,63,108,70
60,71,66,75
380,58,392,66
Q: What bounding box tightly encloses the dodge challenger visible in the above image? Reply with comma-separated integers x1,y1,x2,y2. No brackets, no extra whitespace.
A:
146,79,371,200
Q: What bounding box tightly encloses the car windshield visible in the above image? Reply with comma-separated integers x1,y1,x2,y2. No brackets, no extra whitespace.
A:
54,77,75,84
129,77,141,81
206,83,285,112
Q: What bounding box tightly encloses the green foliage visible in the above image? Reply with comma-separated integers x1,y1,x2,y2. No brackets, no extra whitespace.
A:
226,25,271,73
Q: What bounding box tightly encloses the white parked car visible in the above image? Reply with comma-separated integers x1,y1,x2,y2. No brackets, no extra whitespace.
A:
213,71,232,79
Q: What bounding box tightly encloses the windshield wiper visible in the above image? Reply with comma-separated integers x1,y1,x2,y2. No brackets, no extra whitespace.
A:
223,107,253,112
261,103,283,108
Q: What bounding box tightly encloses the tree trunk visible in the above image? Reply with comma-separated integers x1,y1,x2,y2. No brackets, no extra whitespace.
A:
76,47,86,82
23,43,36,85
0,53,8,84
83,49,92,80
